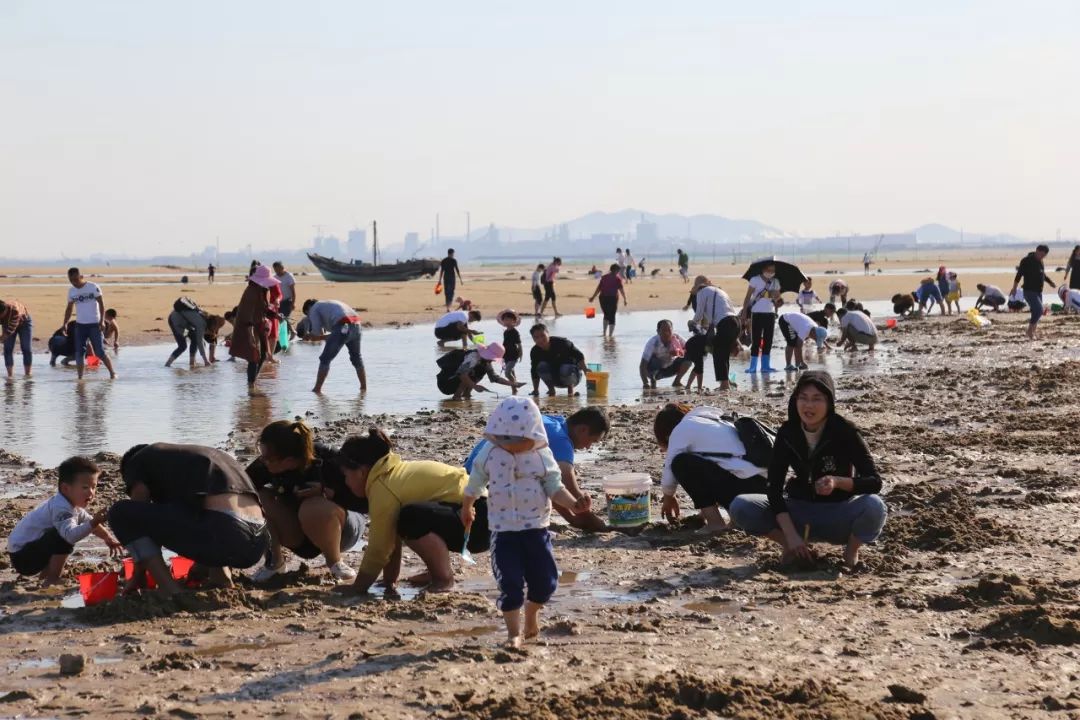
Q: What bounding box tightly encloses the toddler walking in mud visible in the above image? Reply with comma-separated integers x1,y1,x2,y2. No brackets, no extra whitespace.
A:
462,396,588,647
6,456,122,585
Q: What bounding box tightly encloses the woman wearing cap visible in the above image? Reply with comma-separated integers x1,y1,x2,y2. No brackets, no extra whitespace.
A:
337,429,490,595
729,371,886,570
246,420,369,584
740,263,781,374
498,309,523,384
436,343,523,400
588,264,628,338
687,276,741,391
230,265,279,386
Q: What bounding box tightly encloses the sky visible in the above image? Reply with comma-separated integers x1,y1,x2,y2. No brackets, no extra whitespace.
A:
1,0,1078,257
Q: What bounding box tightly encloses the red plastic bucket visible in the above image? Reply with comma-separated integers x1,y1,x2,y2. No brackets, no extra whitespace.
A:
170,556,195,581
122,558,157,589
584,307,596,319
78,572,119,606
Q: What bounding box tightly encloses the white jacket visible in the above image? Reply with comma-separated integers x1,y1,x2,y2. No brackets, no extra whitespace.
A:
661,406,766,496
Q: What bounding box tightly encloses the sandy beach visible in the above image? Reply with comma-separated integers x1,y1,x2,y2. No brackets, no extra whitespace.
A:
1,308,1078,718
0,250,1057,347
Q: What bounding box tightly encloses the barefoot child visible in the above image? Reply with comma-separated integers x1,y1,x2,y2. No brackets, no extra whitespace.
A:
6,456,122,585
461,397,589,647
102,308,120,350
498,309,523,387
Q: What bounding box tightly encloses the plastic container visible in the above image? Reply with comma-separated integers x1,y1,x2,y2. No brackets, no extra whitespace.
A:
86,351,100,369
885,318,897,329
434,282,443,295
123,557,157,589
586,362,602,372
584,307,596,319
78,571,119,606
472,333,486,344
585,370,609,397
278,322,289,351
170,556,196,581
603,473,651,527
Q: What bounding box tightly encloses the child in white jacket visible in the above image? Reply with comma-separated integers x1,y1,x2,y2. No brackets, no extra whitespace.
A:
462,396,587,647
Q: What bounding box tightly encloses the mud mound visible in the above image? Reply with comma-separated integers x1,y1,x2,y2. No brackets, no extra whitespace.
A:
237,562,326,590
447,674,928,720
880,487,1016,553
77,588,261,625
930,574,1078,611
978,605,1080,647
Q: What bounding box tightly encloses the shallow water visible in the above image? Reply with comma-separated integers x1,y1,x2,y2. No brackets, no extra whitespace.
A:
0,302,970,467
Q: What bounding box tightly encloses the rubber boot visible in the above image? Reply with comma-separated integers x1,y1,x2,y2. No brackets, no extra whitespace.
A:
760,355,776,373
745,355,759,373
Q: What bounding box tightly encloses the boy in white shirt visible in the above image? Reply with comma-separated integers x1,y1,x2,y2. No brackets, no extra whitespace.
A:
6,456,121,585
462,397,588,647
63,267,117,380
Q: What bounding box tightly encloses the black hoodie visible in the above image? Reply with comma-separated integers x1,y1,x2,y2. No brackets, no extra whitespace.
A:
767,371,882,515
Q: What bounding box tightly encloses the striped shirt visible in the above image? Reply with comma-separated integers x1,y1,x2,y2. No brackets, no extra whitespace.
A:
0,299,29,335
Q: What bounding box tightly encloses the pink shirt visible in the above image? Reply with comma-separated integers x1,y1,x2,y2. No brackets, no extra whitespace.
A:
543,265,560,283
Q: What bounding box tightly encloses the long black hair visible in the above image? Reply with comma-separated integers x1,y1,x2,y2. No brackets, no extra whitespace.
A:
337,428,393,470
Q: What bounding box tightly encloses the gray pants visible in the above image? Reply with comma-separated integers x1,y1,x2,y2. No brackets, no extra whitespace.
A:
729,494,887,544
537,361,580,389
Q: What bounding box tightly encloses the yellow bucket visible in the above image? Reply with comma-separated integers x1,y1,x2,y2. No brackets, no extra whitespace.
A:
586,371,609,397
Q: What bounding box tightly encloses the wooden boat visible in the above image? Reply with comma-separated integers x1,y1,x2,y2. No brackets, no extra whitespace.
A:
307,253,439,282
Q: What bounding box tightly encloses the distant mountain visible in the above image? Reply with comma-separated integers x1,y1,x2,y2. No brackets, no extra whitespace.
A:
908,223,1029,245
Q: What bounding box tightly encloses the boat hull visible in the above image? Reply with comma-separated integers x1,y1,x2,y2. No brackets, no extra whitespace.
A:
307,254,439,283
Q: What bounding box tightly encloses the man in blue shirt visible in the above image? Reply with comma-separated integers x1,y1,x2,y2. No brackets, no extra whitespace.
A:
464,407,610,532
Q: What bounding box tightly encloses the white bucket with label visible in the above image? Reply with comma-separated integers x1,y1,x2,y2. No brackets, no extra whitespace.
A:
603,473,652,527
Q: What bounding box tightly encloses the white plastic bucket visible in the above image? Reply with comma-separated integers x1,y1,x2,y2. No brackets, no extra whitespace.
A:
603,473,651,527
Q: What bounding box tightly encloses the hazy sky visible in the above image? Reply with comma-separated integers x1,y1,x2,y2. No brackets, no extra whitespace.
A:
2,1,1077,257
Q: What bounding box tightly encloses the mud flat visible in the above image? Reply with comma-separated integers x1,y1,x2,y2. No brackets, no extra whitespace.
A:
1,312,1079,718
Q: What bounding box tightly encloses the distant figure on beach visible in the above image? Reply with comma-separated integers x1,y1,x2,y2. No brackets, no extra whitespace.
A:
778,311,828,371
1010,244,1055,340
48,321,80,366
653,404,769,533
915,277,945,315
6,456,121,586
1059,285,1080,314
529,323,586,397
337,429,492,595
863,252,872,275
165,297,212,368
247,421,368,584
1064,245,1080,291
463,397,590,647
588,264,627,338
615,248,626,278
797,278,821,311
0,298,33,379
273,261,297,318
935,266,950,311
434,308,482,349
828,278,848,306
740,262,781,374
301,299,367,393
102,308,119,350
531,263,545,315
945,272,962,315
638,255,646,276
230,265,278,387
463,406,611,533
677,248,690,283
112,443,269,595
539,258,563,317
729,371,886,570
624,248,636,282
1007,286,1027,313
837,308,877,352
974,284,1007,312
207,263,216,284
498,309,523,384
63,267,117,380
640,319,692,389
687,276,741,391
437,249,464,312
436,343,521,400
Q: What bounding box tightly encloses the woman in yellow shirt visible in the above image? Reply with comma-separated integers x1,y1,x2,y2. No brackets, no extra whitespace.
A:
338,429,490,595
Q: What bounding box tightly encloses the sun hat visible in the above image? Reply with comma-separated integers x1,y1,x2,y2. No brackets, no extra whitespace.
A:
497,309,521,328
248,265,281,288
476,342,505,361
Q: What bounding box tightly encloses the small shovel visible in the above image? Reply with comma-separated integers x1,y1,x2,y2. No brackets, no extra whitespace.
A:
460,523,477,565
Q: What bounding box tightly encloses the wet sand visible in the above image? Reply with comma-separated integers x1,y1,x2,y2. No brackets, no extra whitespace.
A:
1,312,1079,718
0,252,1051,347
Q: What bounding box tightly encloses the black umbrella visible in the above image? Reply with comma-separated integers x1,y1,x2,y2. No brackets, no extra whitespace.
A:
741,257,807,294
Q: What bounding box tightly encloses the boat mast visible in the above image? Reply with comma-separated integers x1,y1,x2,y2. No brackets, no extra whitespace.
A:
372,221,379,266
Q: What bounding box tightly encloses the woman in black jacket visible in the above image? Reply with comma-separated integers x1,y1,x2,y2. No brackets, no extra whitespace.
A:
729,371,886,569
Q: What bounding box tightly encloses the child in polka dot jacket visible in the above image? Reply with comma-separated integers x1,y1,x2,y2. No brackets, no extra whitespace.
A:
462,396,588,647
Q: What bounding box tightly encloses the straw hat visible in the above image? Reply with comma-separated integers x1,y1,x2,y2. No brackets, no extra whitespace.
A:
497,309,521,328
248,265,281,288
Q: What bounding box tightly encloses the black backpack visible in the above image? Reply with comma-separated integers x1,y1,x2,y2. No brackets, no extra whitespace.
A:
174,296,201,314
436,349,467,373
698,412,776,468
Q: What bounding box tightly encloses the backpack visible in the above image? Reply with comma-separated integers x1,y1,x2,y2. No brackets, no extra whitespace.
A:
698,412,776,468
436,349,467,373
174,296,201,314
